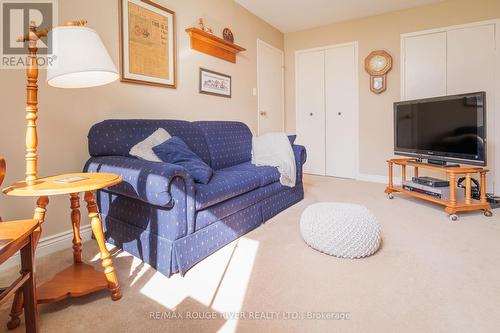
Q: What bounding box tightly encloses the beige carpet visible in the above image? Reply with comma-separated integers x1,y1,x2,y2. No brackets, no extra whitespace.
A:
1,175,499,333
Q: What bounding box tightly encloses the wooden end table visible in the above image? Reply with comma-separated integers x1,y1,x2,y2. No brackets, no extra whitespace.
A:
2,172,122,329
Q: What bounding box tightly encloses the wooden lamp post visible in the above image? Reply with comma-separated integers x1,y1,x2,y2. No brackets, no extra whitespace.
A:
17,19,117,184
18,21,50,185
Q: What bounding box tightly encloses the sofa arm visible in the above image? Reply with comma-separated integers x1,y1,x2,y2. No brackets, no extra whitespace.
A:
84,156,195,208
292,144,307,165
292,144,307,183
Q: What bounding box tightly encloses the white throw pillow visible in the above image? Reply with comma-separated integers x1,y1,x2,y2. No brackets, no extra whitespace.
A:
129,128,171,162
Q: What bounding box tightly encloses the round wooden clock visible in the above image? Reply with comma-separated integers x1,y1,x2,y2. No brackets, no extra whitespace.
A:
364,50,392,94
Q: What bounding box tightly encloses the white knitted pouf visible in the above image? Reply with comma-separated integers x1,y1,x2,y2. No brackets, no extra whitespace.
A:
300,203,381,258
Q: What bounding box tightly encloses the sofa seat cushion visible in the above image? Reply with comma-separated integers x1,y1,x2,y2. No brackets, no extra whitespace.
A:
195,170,261,211
195,182,282,231
223,162,280,187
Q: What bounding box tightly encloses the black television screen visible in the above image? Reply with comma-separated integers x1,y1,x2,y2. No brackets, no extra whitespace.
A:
394,92,486,166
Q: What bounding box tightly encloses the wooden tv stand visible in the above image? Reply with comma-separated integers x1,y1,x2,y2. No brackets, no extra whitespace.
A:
385,158,492,221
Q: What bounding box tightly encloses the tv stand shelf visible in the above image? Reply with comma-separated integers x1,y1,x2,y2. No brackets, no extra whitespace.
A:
385,158,492,221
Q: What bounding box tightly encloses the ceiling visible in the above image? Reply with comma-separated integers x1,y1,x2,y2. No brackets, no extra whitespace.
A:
235,0,444,33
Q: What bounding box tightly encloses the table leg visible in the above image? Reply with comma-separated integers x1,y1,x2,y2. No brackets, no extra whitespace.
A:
402,165,407,183
414,166,419,178
84,191,121,301
7,196,48,330
480,172,487,203
388,162,393,188
465,173,472,205
70,193,82,263
449,173,457,206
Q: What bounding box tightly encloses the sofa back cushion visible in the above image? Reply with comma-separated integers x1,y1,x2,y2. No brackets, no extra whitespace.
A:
88,119,212,165
193,121,253,170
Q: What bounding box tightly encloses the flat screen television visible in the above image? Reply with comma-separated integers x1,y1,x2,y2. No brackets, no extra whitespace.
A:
394,92,486,166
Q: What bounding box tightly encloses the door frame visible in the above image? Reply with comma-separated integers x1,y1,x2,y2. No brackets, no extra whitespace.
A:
294,41,360,178
257,38,285,135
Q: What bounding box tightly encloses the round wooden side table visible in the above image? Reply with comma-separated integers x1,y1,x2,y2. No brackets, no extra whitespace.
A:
2,172,122,329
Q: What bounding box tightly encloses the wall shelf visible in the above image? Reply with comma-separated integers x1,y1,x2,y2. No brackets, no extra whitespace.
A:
185,27,246,63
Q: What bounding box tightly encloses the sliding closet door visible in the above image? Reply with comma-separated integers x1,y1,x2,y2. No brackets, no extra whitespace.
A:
402,21,499,193
403,32,447,100
296,50,326,175
325,44,357,178
447,25,495,94
447,24,496,192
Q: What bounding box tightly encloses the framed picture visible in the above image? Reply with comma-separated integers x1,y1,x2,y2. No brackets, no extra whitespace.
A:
199,68,232,98
119,0,176,88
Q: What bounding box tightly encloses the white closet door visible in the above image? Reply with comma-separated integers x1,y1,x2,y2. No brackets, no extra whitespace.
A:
296,50,326,175
325,45,357,178
447,25,495,94
447,24,496,192
404,32,447,100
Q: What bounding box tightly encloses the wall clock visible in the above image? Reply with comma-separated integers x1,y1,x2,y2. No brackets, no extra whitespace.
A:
364,50,392,94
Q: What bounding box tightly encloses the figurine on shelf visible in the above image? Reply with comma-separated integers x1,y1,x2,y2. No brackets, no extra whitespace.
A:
198,18,213,34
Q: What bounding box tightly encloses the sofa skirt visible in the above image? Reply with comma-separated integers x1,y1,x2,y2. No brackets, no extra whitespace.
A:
100,184,304,277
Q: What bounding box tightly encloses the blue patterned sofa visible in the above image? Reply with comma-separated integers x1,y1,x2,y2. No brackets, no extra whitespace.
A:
84,120,307,277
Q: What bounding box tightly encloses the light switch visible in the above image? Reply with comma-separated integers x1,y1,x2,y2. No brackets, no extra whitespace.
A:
252,88,257,96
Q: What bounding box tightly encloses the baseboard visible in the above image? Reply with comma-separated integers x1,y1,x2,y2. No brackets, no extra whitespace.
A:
357,173,387,184
357,173,401,185
0,224,93,272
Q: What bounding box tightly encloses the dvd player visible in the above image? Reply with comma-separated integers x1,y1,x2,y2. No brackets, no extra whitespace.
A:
403,180,464,201
412,176,449,187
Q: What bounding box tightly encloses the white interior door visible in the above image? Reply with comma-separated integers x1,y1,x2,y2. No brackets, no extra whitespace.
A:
447,24,496,192
257,39,284,135
403,32,447,100
296,50,326,175
325,44,358,179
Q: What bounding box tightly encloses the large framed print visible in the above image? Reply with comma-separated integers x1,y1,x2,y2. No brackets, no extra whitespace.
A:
199,68,231,98
119,0,176,88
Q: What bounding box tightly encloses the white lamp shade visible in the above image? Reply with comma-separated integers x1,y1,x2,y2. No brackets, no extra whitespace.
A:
47,26,118,88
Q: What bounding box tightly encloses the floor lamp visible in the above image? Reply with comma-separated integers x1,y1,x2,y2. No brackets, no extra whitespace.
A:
3,20,123,330
21,19,118,184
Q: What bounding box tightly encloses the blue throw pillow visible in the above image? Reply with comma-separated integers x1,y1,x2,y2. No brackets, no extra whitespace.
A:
288,135,297,145
153,137,213,184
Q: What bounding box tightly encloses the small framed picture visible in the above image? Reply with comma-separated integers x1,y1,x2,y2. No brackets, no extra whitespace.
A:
199,68,231,98
119,0,176,88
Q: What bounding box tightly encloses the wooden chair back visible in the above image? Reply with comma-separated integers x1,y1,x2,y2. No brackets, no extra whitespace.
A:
0,219,39,332
0,157,4,221
0,156,39,331
0,157,5,187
